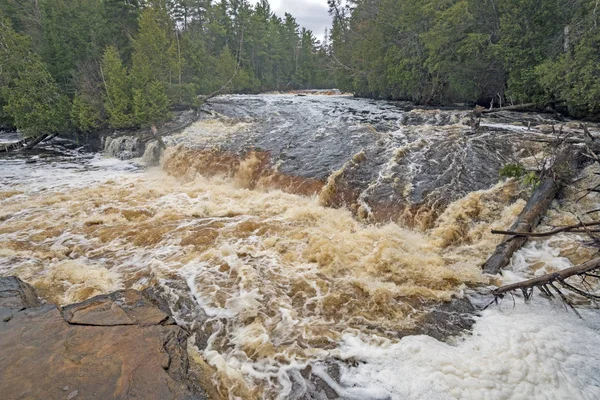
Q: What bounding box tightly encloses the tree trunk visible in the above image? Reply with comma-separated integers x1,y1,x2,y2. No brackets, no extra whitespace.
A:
493,257,600,297
481,103,537,114
1,133,52,153
25,133,49,150
482,148,578,275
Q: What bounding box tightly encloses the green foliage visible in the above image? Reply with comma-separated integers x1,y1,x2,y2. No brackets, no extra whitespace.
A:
166,83,200,107
499,163,527,179
2,65,70,137
536,2,600,118
133,80,172,126
101,46,135,129
328,0,599,116
523,172,541,188
0,89,15,130
0,15,70,137
71,93,101,132
499,163,540,188
131,7,179,87
1,1,335,138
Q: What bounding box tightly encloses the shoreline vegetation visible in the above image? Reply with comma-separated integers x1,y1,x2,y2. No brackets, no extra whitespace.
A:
1,0,600,147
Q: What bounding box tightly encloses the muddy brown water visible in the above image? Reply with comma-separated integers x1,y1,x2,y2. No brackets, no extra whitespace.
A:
2,94,600,399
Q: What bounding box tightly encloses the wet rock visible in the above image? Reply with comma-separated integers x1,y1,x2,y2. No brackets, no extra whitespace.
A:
173,95,546,223
143,282,213,351
0,277,207,400
298,363,343,400
410,297,479,341
0,276,41,310
141,140,163,165
104,136,142,160
62,290,175,326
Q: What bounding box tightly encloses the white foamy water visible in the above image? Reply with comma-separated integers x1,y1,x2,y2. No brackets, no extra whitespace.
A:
332,242,600,400
334,303,600,400
2,96,600,399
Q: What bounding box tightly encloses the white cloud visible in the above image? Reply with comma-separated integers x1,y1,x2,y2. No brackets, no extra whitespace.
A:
269,0,331,41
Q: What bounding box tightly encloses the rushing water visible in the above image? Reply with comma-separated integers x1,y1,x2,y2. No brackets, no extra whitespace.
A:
1,94,600,399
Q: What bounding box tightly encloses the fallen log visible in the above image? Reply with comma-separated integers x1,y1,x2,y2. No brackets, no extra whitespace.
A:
491,221,600,238
492,257,600,317
481,103,537,114
482,148,579,275
1,138,26,152
24,133,49,150
0,133,53,153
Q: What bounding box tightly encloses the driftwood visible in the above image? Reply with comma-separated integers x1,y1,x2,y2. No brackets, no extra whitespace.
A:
1,133,50,153
492,257,600,316
481,103,537,114
482,175,562,274
491,221,600,238
493,257,600,297
482,148,578,275
25,133,51,150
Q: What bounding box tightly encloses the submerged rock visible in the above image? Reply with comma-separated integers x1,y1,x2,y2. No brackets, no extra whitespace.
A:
165,94,556,225
0,277,207,400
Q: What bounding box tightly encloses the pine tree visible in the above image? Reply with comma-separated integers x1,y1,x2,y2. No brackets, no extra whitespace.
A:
133,80,171,126
71,93,101,132
131,7,179,87
0,16,70,137
101,46,135,129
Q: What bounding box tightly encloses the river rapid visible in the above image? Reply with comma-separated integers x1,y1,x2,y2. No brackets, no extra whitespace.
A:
1,94,600,399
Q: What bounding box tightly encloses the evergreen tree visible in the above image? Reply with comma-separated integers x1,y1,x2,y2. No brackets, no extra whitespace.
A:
71,93,102,132
131,6,179,87
0,16,69,137
101,46,135,129
133,80,171,126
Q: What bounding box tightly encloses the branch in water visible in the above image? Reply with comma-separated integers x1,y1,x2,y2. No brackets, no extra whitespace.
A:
491,221,600,238
491,257,600,316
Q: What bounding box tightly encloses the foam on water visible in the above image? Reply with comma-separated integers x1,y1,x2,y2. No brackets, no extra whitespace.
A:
332,244,600,400
2,95,600,399
333,300,600,400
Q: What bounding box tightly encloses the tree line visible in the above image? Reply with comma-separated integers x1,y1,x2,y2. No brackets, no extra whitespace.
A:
327,0,600,119
0,0,333,137
2,0,600,139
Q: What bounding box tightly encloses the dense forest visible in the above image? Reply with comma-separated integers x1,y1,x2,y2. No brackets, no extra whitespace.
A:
0,0,332,136
1,0,600,139
328,0,600,119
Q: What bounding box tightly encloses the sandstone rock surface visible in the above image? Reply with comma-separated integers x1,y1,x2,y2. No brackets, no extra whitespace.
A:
0,277,207,400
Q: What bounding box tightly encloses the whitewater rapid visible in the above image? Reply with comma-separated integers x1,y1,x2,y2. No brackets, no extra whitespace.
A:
1,94,600,399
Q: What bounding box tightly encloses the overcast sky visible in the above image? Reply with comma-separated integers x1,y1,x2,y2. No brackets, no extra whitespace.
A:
270,0,331,41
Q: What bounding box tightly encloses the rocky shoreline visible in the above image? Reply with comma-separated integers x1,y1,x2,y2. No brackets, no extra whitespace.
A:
0,276,208,400
0,275,484,400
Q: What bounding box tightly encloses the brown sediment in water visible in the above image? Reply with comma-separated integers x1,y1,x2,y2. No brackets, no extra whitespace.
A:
0,191,22,200
1,152,571,398
163,146,325,197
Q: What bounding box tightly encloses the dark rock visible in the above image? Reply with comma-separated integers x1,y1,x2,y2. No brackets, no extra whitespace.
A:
0,276,41,310
189,95,543,223
62,290,174,326
298,363,342,400
411,297,478,341
0,277,208,400
144,282,214,351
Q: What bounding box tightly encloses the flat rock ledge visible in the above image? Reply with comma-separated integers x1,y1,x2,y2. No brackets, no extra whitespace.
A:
0,276,207,400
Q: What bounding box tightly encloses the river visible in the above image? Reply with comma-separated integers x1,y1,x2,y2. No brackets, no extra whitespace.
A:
1,94,599,399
